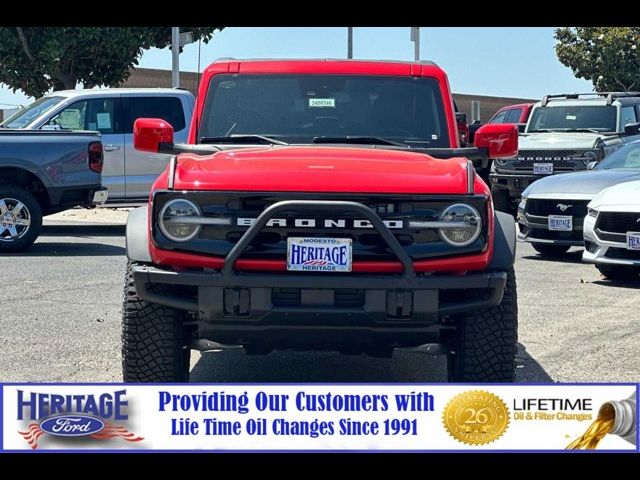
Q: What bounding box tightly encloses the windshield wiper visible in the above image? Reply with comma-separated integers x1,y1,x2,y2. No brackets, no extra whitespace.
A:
199,135,288,145
529,128,564,133
562,128,607,134
313,136,409,147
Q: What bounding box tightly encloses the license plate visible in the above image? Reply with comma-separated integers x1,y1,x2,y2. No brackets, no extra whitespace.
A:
626,232,640,250
287,237,352,272
548,215,572,231
534,163,553,175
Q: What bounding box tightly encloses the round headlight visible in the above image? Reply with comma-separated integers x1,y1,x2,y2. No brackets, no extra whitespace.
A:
494,158,508,166
159,199,201,242
438,203,482,247
582,151,598,165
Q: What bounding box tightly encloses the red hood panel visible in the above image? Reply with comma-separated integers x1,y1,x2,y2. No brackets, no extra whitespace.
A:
172,146,470,194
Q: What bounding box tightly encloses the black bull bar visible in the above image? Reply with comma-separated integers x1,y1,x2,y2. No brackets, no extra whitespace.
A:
133,200,507,316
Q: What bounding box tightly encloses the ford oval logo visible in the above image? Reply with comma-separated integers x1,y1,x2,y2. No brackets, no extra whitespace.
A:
40,415,105,437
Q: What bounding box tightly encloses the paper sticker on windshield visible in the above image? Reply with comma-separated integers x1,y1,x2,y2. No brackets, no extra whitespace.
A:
309,98,335,108
566,114,577,120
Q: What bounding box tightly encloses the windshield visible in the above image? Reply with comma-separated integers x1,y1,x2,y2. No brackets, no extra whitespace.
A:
527,105,617,133
1,96,64,128
596,143,640,170
199,74,450,147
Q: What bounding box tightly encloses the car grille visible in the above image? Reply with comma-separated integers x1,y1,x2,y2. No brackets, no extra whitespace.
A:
499,150,585,173
152,192,489,262
605,247,640,261
526,199,589,218
596,212,640,234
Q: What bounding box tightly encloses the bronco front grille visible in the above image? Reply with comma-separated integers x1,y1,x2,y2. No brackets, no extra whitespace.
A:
152,191,489,262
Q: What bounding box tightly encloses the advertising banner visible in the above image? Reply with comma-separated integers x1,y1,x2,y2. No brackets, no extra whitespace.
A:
1,383,637,452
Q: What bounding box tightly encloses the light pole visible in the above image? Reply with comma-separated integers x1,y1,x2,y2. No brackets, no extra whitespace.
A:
411,27,420,61
172,27,180,88
347,27,353,59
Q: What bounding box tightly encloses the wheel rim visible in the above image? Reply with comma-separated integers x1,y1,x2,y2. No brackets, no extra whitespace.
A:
0,198,31,242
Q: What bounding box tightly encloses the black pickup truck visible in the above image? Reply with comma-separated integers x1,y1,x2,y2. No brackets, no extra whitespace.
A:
0,130,107,252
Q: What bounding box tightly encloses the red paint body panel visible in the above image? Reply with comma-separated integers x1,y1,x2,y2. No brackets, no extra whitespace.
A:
152,58,498,273
489,102,534,124
171,146,471,194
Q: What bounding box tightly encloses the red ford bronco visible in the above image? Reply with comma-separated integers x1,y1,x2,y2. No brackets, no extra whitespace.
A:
123,59,519,383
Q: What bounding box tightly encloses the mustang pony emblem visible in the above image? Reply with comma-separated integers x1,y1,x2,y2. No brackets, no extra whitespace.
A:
556,203,572,212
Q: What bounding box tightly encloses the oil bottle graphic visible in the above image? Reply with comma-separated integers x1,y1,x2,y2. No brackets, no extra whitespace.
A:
567,394,636,449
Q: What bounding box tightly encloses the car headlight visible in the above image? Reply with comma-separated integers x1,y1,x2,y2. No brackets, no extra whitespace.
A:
494,158,509,167
582,150,600,166
159,198,201,242
587,208,598,218
438,203,482,247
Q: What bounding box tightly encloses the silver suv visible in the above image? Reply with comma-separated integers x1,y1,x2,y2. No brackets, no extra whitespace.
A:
489,92,640,213
1,88,195,203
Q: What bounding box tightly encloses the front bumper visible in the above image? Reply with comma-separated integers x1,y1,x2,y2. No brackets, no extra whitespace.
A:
132,264,507,349
134,198,507,350
582,214,640,266
517,210,584,246
490,173,546,197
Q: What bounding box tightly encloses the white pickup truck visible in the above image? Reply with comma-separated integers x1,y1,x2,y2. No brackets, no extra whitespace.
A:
1,88,195,204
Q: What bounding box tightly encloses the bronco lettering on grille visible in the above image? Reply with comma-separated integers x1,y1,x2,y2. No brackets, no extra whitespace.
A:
236,218,405,229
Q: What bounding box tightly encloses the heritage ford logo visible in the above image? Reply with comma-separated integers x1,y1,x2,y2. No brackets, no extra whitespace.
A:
556,204,572,212
237,218,404,229
40,414,105,436
16,389,143,449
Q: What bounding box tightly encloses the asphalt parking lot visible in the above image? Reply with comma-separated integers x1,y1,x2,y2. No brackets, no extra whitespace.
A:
1,211,638,383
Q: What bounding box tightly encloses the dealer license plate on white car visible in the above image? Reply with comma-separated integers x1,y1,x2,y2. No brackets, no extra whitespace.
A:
533,163,553,175
626,232,640,250
287,237,352,272
548,215,572,231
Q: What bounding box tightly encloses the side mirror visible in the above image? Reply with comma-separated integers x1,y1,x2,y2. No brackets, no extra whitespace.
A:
624,122,640,135
455,112,467,123
516,123,526,133
474,123,518,158
133,118,174,153
587,161,598,170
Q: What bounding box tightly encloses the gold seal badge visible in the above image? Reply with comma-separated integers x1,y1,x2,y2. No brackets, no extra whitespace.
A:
443,390,510,445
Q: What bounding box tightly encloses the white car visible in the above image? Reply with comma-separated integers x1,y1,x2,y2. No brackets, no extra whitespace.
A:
583,180,640,280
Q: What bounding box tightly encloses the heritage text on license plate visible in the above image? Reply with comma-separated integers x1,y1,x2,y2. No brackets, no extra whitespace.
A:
548,215,572,231
287,237,352,272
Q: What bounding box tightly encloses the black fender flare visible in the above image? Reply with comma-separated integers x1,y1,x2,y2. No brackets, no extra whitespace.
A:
488,210,516,270
126,206,152,263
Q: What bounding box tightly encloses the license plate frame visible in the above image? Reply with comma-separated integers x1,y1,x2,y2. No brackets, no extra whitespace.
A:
626,231,640,250
548,215,573,231
287,237,353,272
533,163,553,175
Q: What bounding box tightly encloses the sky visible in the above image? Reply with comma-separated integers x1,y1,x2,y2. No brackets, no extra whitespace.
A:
0,27,593,110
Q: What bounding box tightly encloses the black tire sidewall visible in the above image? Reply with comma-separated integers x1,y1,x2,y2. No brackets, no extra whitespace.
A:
0,186,43,252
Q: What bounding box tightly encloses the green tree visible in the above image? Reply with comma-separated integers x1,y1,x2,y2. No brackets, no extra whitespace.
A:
0,27,224,98
555,27,640,92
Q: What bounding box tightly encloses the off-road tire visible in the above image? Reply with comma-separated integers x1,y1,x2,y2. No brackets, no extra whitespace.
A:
449,267,518,382
0,186,42,253
491,187,512,214
531,243,570,257
596,264,640,281
122,261,190,382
